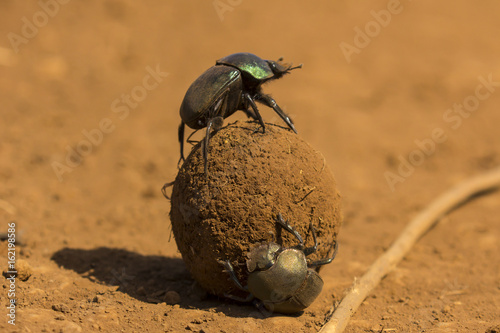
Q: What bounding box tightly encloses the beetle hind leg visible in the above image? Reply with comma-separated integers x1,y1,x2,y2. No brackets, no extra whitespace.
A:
203,116,224,176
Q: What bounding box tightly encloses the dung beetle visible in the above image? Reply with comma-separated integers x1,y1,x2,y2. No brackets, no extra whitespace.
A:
219,213,338,314
178,52,302,173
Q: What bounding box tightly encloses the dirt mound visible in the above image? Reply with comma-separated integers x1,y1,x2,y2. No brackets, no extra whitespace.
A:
170,121,342,297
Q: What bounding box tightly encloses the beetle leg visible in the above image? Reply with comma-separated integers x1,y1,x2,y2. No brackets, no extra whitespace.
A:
203,119,213,176
215,87,231,117
186,128,201,146
202,90,229,176
254,300,274,317
243,93,266,133
223,292,254,303
275,213,304,246
240,94,258,120
219,260,249,293
307,240,339,268
220,259,255,303
242,106,258,120
255,94,297,134
203,116,224,176
177,121,185,168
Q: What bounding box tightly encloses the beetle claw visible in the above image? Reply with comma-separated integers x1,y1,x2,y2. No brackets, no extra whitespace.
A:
253,125,265,134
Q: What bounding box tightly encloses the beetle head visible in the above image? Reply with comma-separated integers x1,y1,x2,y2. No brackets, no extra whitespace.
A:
246,242,281,272
266,58,302,78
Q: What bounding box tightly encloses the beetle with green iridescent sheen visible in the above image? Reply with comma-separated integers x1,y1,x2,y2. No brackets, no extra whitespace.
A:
177,53,302,173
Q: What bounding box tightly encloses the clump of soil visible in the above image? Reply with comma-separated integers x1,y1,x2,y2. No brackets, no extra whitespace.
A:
169,121,342,297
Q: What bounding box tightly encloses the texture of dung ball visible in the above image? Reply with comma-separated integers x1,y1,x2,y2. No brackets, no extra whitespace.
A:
169,121,342,297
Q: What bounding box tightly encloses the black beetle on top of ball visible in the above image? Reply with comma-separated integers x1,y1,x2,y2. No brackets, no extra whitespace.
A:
177,52,302,173
219,213,338,314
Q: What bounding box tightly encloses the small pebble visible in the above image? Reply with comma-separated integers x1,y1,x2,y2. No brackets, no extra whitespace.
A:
93,295,104,303
3,259,32,282
52,303,70,313
54,314,65,321
136,286,146,296
486,324,500,333
164,291,181,305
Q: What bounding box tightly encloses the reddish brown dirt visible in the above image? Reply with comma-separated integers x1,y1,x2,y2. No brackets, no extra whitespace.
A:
1,1,499,332
169,121,342,298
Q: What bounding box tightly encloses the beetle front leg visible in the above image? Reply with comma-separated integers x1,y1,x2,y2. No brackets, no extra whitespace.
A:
307,240,339,268
241,105,258,121
256,94,297,134
219,260,247,291
220,260,254,303
275,213,304,246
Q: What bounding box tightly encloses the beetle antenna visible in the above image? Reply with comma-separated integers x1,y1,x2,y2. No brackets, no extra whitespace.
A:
288,64,303,71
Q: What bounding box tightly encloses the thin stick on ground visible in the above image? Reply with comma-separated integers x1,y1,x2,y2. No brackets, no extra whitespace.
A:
320,167,500,333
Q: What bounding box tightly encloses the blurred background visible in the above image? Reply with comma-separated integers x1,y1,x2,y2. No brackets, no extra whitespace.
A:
1,1,499,332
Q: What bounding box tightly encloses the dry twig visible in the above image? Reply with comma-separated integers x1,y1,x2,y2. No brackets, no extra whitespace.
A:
320,167,500,333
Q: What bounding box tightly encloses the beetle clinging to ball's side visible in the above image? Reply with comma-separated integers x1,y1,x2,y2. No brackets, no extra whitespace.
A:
219,213,338,314
178,52,302,173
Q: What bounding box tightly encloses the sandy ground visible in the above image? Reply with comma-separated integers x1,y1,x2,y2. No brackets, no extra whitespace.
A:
1,1,499,332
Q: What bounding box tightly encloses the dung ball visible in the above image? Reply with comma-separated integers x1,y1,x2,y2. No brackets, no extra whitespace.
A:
169,121,342,297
